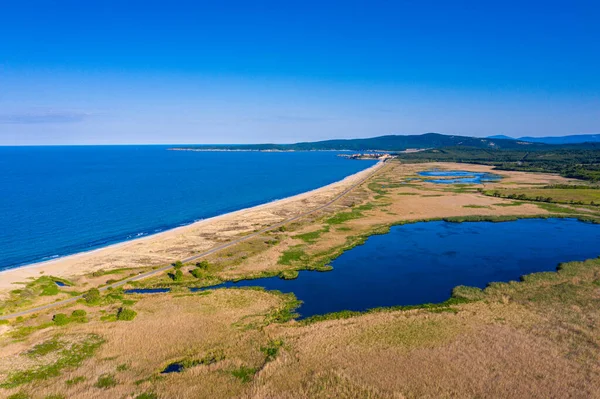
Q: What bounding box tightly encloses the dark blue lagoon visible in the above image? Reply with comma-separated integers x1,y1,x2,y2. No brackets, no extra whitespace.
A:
418,170,501,184
205,218,600,318
0,147,376,270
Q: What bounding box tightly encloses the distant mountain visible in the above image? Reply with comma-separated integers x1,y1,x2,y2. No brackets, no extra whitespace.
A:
174,133,546,152
487,134,600,145
487,135,515,140
519,134,600,145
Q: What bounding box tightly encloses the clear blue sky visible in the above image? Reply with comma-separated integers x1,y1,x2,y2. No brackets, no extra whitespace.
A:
1,0,598,145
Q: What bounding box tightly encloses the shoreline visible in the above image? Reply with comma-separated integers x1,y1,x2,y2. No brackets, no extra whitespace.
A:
0,160,383,291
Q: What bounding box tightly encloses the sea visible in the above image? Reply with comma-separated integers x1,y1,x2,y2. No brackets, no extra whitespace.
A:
0,146,376,271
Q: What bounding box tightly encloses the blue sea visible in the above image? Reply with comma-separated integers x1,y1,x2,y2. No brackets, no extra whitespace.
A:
0,146,376,271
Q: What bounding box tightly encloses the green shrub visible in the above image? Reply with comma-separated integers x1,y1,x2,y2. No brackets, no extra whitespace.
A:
116,307,137,321
134,393,158,399
190,268,203,278
261,340,284,362
195,260,209,270
83,288,101,304
169,269,183,281
71,309,87,317
172,261,183,269
94,374,117,389
52,313,69,326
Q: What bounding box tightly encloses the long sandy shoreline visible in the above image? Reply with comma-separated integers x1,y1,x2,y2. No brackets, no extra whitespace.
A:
0,161,383,293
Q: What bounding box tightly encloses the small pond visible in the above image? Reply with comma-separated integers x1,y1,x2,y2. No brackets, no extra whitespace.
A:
199,218,600,318
418,170,501,184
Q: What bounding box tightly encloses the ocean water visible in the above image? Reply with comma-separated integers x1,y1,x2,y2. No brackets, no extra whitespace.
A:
0,146,376,270
206,218,600,318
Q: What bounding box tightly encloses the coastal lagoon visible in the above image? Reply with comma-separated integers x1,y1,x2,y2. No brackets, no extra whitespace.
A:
0,147,376,270
204,218,600,318
418,170,501,184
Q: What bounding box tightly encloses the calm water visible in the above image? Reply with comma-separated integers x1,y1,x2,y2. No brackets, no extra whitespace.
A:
205,218,600,318
418,170,501,184
0,147,375,270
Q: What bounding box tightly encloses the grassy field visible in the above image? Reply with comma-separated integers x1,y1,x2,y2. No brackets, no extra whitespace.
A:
2,161,600,398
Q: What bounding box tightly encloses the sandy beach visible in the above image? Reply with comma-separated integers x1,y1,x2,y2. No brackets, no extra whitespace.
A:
0,161,384,294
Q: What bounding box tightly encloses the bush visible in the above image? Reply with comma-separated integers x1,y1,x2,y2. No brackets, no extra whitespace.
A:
135,393,158,399
169,269,183,281
71,309,87,317
172,261,183,269
195,260,209,270
261,340,284,362
174,269,183,281
190,268,203,279
116,307,137,321
83,288,101,304
52,313,69,326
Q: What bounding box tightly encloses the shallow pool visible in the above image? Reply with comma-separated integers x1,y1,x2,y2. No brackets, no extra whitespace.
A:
202,218,600,318
418,170,501,184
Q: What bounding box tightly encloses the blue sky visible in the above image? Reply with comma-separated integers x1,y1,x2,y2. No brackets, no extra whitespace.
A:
0,0,599,145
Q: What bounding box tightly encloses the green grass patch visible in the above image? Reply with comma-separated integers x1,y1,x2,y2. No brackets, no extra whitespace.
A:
230,366,258,383
95,374,117,389
266,292,302,323
293,226,330,244
261,339,284,362
278,246,309,265
65,376,86,386
7,392,30,399
26,338,65,357
493,201,524,207
0,276,74,315
325,203,374,225
1,334,104,388
278,270,299,280
535,202,582,214
116,307,137,321
52,309,88,326
487,187,600,206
